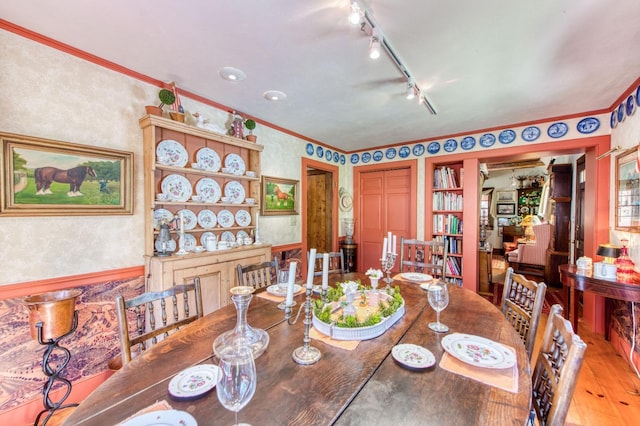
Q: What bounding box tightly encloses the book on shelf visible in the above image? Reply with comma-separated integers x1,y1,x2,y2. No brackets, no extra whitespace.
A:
434,166,459,189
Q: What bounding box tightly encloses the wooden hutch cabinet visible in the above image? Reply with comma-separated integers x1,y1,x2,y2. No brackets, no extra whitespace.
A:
140,115,271,313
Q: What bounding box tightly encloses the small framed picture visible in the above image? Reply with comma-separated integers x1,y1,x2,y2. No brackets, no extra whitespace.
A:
496,190,516,202
496,203,516,215
497,217,512,227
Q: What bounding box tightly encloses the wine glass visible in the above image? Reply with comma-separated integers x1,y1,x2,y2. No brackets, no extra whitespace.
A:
276,270,290,309
216,345,257,426
427,281,449,333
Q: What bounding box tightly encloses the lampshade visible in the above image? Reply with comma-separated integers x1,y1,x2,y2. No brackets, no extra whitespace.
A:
521,214,541,227
597,244,621,262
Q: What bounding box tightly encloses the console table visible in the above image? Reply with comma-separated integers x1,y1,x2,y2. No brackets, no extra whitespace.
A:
559,264,640,337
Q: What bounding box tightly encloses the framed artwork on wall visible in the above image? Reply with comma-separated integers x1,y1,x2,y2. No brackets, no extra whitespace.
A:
496,203,516,215
0,132,133,216
497,217,512,227
496,190,516,202
261,175,299,216
615,145,640,231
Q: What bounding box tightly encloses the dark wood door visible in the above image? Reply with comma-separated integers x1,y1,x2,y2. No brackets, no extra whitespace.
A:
307,169,333,252
359,168,412,271
575,156,585,260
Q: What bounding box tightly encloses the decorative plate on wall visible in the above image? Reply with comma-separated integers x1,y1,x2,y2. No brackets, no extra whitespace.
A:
498,130,516,144
521,126,541,142
577,117,600,134
386,148,396,159
373,150,383,161
362,152,371,163
350,153,360,164
479,133,496,147
427,142,440,154
443,139,457,152
398,146,411,158
460,136,476,150
412,144,425,156
306,143,314,156
547,122,568,138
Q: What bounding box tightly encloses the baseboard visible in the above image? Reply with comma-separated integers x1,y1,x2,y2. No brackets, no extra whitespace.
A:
1,370,114,425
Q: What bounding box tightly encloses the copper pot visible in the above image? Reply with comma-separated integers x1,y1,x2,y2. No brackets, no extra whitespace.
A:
23,290,81,340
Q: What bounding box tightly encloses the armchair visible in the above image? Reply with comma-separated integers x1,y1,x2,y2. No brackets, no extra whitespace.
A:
506,223,552,277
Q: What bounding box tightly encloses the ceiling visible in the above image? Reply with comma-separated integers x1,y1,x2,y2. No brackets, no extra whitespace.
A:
3,0,640,152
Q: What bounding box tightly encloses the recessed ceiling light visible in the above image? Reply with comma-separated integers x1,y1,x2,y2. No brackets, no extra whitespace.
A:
219,67,246,82
263,90,287,101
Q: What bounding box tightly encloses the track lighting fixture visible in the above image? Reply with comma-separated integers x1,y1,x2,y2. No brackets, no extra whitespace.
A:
347,1,437,114
369,28,382,60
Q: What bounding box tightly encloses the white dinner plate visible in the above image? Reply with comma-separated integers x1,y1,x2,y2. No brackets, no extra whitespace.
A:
161,174,193,202
120,409,197,426
217,209,234,228
197,209,217,229
195,147,221,172
182,234,197,252
441,333,516,369
392,344,436,370
224,153,246,175
224,181,245,204
235,209,251,227
266,284,302,297
195,178,221,203
153,208,174,229
221,230,236,242
236,230,249,241
156,140,188,167
200,231,216,246
176,209,197,230
401,272,433,282
168,364,221,401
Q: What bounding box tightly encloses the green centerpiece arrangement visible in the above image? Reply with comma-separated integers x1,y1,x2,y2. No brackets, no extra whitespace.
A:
312,281,404,340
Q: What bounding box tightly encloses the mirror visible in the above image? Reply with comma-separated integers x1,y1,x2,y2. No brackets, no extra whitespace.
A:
615,146,640,232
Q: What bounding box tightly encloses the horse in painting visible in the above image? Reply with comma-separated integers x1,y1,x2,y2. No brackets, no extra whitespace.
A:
34,165,97,197
274,185,289,206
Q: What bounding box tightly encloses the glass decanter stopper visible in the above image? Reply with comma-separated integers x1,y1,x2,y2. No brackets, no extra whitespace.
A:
615,239,635,282
213,286,270,359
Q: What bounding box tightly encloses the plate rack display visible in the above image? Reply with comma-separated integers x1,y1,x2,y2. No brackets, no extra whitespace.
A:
141,115,263,257
431,164,463,284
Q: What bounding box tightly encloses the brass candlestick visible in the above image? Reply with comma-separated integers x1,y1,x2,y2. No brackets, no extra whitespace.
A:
284,287,321,365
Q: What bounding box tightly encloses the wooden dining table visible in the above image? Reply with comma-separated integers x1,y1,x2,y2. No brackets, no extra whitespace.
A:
64,273,532,425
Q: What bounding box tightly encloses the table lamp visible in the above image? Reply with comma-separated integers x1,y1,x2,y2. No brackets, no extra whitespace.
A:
521,214,541,241
594,244,621,279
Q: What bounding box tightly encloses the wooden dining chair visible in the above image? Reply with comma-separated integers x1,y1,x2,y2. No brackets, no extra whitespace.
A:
500,267,547,359
115,277,203,365
530,304,587,426
399,237,449,281
309,250,345,276
236,259,279,289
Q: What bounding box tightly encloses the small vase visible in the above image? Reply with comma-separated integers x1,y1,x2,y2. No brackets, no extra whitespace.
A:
246,134,257,142
145,105,163,116
370,278,379,290
615,240,635,282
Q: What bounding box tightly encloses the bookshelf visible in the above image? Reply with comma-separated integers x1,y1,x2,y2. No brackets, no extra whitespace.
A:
432,164,464,285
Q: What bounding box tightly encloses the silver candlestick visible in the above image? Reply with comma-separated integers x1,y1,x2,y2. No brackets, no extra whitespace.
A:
381,252,397,287
284,287,321,365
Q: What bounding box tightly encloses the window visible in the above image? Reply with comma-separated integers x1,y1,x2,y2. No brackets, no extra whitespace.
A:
480,188,494,229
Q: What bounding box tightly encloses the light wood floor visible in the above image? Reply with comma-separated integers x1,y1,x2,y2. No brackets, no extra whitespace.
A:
533,310,640,425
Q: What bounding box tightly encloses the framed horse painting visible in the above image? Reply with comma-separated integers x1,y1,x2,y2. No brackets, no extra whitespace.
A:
0,132,133,216
261,176,299,216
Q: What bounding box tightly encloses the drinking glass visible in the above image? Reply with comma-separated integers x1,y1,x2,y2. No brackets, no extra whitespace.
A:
216,345,257,426
427,281,449,332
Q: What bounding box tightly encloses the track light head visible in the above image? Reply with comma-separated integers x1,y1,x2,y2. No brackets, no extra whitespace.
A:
406,83,415,100
349,1,363,25
369,28,382,60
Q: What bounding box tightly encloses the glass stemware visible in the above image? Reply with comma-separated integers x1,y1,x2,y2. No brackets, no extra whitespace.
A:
216,345,257,426
427,281,449,333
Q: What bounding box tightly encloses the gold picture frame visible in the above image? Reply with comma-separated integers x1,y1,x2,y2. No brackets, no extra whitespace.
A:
615,146,640,231
1,132,133,216
261,175,299,216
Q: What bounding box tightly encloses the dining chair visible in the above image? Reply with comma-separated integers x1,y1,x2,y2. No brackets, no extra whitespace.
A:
500,267,547,359
115,277,203,365
236,259,279,289
399,237,449,281
530,304,587,426
309,250,345,276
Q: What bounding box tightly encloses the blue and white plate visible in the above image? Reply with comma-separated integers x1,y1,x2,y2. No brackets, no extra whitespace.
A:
547,122,568,138
460,136,476,150
636,85,640,107
306,143,314,156
427,142,440,154
479,133,496,147
316,146,324,158
333,152,340,163
444,139,457,152
350,153,360,164
577,117,600,134
610,111,618,129
521,126,541,142
373,150,383,162
617,103,625,123
498,130,516,144
340,154,346,165
413,144,425,156
362,152,372,163
386,148,396,159
326,149,332,161
626,95,635,116
398,146,410,158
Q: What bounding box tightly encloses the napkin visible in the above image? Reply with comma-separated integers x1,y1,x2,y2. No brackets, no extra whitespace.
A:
117,400,173,425
438,348,519,393
256,287,305,302
392,273,432,286
310,327,360,350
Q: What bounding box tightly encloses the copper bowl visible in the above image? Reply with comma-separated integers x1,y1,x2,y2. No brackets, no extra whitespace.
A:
23,289,81,340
